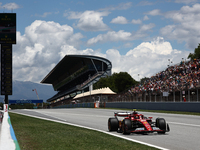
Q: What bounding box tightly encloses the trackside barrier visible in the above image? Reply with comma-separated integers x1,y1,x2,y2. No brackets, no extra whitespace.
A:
0,112,20,150
53,102,96,108
105,102,200,113
53,102,200,113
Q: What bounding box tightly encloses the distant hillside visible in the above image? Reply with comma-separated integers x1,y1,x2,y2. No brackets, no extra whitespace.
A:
0,80,57,103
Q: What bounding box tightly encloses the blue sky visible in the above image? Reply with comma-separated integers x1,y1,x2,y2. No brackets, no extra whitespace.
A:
1,0,200,83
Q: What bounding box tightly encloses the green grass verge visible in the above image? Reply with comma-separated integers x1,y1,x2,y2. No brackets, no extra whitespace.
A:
9,112,158,150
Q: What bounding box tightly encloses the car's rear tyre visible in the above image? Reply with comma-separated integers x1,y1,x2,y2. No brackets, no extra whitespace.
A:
156,118,167,134
108,118,119,131
122,119,131,135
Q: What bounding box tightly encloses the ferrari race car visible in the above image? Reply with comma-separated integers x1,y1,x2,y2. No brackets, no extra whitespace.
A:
108,110,170,135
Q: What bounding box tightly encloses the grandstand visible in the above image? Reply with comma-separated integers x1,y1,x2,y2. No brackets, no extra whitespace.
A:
114,59,200,103
41,55,112,106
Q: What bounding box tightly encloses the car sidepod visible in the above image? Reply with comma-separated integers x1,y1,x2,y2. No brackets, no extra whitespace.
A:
140,119,153,132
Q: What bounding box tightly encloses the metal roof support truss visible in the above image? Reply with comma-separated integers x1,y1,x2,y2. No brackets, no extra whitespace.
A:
91,59,99,73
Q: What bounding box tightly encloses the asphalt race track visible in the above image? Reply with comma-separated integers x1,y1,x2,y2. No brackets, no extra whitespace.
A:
10,108,200,150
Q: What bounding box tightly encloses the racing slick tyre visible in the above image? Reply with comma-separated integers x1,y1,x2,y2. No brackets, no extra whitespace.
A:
122,119,131,135
156,118,167,134
108,118,119,131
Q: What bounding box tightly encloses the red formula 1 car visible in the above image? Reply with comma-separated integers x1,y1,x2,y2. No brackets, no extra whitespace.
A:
108,110,170,135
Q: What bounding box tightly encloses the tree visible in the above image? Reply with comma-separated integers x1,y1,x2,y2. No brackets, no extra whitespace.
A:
188,43,200,60
94,72,137,93
9,103,34,109
93,75,117,92
114,72,136,93
43,102,50,108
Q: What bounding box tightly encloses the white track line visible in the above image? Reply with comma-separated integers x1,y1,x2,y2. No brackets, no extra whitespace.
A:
168,122,200,127
10,111,169,150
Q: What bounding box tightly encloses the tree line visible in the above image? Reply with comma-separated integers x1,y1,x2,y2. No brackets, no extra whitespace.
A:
94,72,138,93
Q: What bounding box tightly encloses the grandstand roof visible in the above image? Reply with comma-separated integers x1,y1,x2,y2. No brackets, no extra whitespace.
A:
73,87,116,99
41,55,112,102
41,55,111,84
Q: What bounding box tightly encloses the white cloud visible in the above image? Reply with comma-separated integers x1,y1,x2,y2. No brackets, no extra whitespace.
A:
87,30,132,45
126,37,172,55
107,37,190,80
143,15,149,20
13,20,84,82
14,19,190,83
161,3,200,50
110,16,128,24
87,23,155,45
65,10,110,31
124,42,134,48
131,19,142,24
1,3,20,10
139,23,155,32
147,9,161,16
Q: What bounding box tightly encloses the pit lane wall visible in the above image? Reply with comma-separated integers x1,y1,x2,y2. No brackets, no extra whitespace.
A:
0,108,20,150
54,102,200,113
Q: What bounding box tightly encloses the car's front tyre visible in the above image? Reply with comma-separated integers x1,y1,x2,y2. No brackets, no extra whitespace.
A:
156,118,169,134
122,119,131,135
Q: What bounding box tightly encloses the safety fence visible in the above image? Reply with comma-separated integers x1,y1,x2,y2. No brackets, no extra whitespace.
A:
108,87,200,103
52,88,200,108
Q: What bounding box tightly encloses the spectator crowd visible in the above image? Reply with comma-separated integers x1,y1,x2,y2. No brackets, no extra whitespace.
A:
130,59,200,94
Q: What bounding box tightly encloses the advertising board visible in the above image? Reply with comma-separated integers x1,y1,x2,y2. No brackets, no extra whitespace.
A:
0,13,16,44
